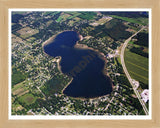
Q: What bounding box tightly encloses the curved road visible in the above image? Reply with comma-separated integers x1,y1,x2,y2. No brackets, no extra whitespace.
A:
120,26,149,115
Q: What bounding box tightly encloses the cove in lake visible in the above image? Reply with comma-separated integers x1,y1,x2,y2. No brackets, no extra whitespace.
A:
43,31,112,98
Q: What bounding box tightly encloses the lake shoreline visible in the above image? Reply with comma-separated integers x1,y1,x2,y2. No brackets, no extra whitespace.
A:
42,30,113,99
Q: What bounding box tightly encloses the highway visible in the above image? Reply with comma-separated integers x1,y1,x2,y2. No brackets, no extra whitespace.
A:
120,26,149,115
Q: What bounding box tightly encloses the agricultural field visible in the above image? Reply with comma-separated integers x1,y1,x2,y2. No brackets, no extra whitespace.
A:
109,15,148,25
55,12,82,25
67,17,81,26
67,13,81,20
56,13,71,22
26,37,36,43
17,27,39,39
65,12,81,15
12,81,29,96
124,49,148,85
78,12,97,20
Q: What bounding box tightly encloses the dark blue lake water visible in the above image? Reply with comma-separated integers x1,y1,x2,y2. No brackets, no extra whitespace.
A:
43,31,112,98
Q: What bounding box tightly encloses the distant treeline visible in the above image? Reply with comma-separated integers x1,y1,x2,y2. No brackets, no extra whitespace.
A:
101,12,148,18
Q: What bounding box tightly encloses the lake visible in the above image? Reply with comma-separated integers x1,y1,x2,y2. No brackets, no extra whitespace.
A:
43,31,112,98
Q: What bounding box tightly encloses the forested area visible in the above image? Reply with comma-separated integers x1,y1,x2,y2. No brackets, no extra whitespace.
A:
130,47,148,58
12,24,22,32
89,19,132,40
12,14,24,23
101,12,148,18
134,32,149,47
12,68,27,86
40,74,71,97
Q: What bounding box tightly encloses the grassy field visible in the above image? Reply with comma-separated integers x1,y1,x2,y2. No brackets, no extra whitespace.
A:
110,15,148,25
18,93,37,105
124,49,149,85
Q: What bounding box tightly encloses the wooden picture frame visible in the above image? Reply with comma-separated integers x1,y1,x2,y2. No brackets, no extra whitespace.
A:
0,0,160,127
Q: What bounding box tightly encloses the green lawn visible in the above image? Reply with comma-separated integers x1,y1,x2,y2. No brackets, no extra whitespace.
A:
110,15,148,25
124,49,149,85
18,93,37,105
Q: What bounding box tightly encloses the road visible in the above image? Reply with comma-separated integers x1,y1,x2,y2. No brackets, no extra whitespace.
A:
105,95,114,110
120,26,149,115
36,86,46,99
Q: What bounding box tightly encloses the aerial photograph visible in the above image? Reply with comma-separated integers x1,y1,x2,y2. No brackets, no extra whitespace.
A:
11,10,150,116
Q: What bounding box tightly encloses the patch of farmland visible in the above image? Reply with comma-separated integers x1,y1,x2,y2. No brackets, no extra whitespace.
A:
12,81,29,96
17,27,39,39
56,13,71,22
26,37,36,43
65,12,81,15
110,15,148,25
78,12,97,20
67,17,81,26
124,49,149,85
67,13,81,20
